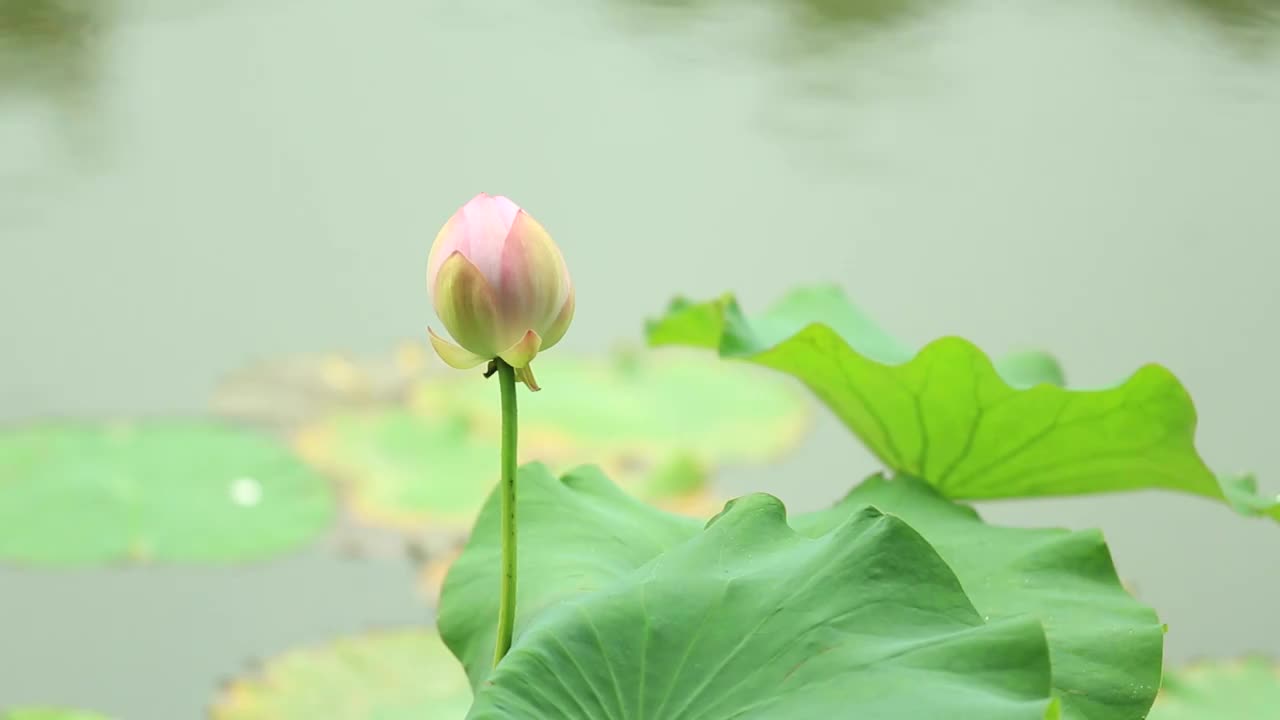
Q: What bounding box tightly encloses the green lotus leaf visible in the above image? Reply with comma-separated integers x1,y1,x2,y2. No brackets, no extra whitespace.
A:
793,474,1163,720
1148,657,1280,719
441,464,1057,719
0,422,335,566
211,628,470,719
647,286,1277,520
438,464,701,685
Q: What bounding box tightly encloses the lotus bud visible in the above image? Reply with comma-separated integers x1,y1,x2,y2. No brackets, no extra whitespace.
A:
426,193,574,390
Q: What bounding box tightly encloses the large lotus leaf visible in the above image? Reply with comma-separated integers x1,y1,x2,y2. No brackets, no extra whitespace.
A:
447,467,1056,719
412,350,810,465
296,409,720,535
1148,657,1280,719
211,628,470,719
414,452,718,604
438,464,702,686
0,422,335,566
1,710,112,720
793,473,1163,720
647,286,1278,520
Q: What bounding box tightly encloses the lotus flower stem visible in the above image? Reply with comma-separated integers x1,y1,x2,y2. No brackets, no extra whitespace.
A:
425,193,571,666
492,357,519,666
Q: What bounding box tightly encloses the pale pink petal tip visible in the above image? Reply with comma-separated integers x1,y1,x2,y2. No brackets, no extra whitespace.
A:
490,195,521,228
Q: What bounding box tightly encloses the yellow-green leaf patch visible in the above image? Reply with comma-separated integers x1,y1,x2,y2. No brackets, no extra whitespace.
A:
1149,657,1280,719
212,628,470,719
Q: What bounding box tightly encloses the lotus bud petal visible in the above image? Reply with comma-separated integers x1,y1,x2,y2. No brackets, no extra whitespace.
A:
427,194,574,388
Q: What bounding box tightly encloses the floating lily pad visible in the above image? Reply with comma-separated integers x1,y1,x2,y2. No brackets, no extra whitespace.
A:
442,465,1056,719
212,343,436,430
413,349,810,465
1,710,112,720
794,474,1163,720
0,422,336,566
296,407,722,535
1149,657,1280,719
211,628,470,719
296,411,496,532
647,286,1277,520
615,451,721,515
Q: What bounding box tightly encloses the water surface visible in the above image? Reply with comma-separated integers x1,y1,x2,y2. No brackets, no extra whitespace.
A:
2,1,1278,717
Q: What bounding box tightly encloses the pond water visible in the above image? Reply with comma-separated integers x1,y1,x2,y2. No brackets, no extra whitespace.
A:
2,0,1279,717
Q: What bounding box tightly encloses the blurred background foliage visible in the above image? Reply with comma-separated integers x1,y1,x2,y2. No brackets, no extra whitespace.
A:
2,342,810,562
2,0,1278,717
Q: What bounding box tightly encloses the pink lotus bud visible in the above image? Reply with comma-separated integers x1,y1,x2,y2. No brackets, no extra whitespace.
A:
426,193,574,390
